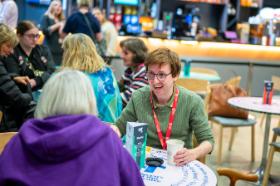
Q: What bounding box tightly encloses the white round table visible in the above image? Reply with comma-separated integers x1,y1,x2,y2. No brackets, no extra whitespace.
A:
228,96,280,184
141,147,217,186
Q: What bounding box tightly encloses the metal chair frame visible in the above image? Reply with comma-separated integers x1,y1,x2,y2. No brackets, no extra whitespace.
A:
262,121,280,186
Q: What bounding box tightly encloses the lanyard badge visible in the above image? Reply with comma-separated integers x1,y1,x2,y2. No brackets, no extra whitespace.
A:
150,88,179,149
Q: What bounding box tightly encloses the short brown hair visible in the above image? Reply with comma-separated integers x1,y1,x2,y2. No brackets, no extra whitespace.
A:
145,48,181,77
120,38,148,64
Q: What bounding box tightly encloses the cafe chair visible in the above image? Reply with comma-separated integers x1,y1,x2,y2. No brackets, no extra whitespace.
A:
262,124,280,186
217,167,258,186
272,75,280,93
0,132,17,154
207,76,257,164
176,78,209,97
211,115,256,164
222,75,242,141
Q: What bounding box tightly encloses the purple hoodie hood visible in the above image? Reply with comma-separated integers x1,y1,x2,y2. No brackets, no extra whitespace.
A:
0,114,145,186
19,114,108,162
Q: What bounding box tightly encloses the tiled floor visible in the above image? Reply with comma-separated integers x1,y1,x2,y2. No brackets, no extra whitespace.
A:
206,114,280,186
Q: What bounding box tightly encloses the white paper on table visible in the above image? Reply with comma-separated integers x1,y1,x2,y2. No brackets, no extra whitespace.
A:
141,148,217,186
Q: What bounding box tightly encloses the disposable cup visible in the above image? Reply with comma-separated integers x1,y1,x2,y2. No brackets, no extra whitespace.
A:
166,139,184,166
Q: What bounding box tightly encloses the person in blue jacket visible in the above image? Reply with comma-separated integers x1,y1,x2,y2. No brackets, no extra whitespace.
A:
62,0,103,55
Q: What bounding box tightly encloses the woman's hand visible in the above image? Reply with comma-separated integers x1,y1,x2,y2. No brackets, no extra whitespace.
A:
109,125,121,138
173,141,213,166
28,79,37,88
173,148,198,166
59,21,65,33
14,76,30,85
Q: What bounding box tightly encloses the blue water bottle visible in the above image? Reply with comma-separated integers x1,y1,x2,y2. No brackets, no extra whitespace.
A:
182,59,191,77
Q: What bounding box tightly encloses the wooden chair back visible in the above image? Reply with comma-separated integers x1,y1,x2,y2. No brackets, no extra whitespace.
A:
217,167,258,186
0,111,3,124
176,78,209,95
0,132,17,154
272,75,280,92
176,77,211,111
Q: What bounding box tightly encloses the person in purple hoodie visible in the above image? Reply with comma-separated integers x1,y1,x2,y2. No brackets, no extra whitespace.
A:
0,69,144,186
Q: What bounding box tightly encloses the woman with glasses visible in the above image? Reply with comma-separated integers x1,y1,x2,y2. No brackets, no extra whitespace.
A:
3,21,55,91
119,38,149,107
0,23,35,131
115,48,214,166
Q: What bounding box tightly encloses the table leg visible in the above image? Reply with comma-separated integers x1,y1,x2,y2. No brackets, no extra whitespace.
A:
256,113,271,185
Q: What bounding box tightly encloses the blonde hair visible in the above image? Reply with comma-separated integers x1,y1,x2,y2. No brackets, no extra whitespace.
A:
35,69,98,118
0,23,18,47
62,33,106,73
44,0,65,21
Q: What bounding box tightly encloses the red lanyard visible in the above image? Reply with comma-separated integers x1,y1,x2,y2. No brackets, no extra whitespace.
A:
150,88,179,149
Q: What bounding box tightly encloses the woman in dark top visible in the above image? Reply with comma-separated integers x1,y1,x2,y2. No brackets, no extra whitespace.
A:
41,0,65,65
4,21,55,91
0,23,34,131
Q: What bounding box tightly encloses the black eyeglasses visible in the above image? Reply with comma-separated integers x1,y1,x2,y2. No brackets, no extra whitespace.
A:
24,33,40,40
146,72,172,81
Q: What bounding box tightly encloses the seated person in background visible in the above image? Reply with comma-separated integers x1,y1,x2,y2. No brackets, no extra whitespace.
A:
116,48,214,166
0,69,144,186
119,38,149,107
92,7,118,56
0,23,35,131
3,20,55,91
61,33,122,123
